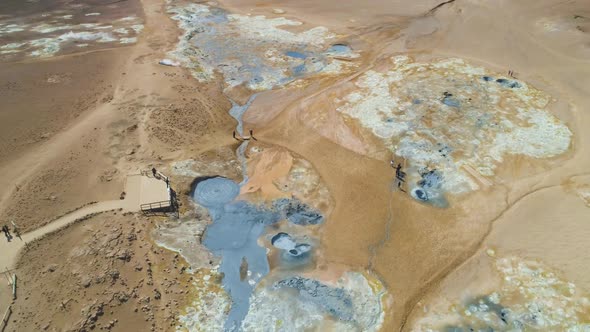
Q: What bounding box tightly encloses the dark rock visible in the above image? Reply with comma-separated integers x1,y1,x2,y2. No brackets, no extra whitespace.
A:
495,78,521,89
274,276,354,321
273,198,323,225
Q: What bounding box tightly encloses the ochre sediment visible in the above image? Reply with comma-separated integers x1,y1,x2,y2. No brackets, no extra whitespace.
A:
1,0,589,331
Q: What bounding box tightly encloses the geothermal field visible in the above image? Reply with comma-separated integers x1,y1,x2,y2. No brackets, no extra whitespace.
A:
0,0,589,331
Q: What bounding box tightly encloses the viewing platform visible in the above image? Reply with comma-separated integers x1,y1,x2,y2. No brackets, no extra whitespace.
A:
127,170,177,214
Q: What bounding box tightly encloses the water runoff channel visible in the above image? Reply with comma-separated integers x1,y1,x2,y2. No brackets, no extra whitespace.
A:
192,92,325,330
193,94,261,330
189,36,358,330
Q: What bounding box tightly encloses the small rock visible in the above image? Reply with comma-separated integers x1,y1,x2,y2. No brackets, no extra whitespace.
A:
81,277,92,288
109,270,120,281
158,59,179,67
117,292,130,303
273,8,285,14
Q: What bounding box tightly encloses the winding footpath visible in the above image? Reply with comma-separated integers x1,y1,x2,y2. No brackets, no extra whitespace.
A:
0,174,149,271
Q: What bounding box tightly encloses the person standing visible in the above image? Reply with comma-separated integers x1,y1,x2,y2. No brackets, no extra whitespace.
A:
2,225,11,241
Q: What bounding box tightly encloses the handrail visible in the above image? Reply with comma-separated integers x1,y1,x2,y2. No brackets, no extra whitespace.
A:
1,306,11,332
140,200,172,211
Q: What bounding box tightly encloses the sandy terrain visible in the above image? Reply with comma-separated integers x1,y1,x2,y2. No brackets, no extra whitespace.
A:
0,0,234,329
0,50,124,161
0,0,589,331
0,0,234,233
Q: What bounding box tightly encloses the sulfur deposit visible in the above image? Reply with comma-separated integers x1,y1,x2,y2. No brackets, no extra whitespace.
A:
167,2,357,90
334,56,571,203
0,15,143,58
413,256,590,331
242,272,387,331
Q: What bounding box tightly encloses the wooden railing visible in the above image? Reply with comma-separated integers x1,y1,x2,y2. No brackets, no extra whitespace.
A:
140,200,172,212
1,306,11,332
141,169,169,188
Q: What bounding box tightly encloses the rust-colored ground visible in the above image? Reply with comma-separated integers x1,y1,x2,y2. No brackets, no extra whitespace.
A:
0,0,589,331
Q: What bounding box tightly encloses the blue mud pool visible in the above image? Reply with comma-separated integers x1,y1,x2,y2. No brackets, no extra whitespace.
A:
193,177,323,331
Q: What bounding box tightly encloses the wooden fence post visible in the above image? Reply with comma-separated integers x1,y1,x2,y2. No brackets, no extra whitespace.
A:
1,306,11,332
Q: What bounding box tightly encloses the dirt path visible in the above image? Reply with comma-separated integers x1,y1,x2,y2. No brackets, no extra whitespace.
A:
0,175,145,271
0,200,124,270
0,0,189,267
0,0,184,229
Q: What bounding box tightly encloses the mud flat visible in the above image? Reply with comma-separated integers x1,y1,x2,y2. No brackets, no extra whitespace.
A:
406,175,590,331
159,142,388,330
2,0,590,330
304,55,572,204
156,0,590,330
239,0,590,330
166,0,359,91
396,1,590,329
0,0,143,61
154,4,391,328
